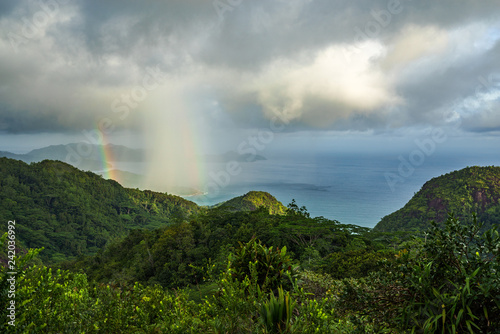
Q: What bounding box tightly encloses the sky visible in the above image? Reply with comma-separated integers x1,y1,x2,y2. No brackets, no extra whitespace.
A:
1,0,500,192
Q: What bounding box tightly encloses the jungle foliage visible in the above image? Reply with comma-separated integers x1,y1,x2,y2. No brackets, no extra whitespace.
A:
0,158,201,262
2,159,500,332
1,213,498,333
375,166,500,232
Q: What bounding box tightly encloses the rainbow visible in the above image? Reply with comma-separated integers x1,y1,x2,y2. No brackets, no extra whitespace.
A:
98,128,119,183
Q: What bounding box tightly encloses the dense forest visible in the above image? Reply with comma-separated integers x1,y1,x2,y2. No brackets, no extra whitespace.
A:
64,205,391,289
375,166,500,232
0,158,200,262
1,159,499,332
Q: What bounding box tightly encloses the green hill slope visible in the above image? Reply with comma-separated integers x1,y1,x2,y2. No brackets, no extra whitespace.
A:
0,157,201,262
66,205,373,289
216,191,287,215
374,166,500,232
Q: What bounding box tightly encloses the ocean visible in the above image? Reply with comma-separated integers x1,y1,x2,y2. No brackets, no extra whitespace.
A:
187,150,500,228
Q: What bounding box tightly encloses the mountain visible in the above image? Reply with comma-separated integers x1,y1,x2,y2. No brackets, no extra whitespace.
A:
0,143,145,168
0,157,288,263
65,196,355,289
0,157,201,262
374,166,500,232
96,169,144,189
0,145,266,196
215,191,287,215
28,143,144,162
0,150,25,160
0,145,266,167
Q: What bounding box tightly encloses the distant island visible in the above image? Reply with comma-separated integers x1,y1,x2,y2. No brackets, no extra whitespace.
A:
0,143,144,165
0,144,266,166
0,144,267,197
204,150,266,163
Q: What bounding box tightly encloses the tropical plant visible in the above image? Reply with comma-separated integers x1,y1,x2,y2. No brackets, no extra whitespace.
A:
228,237,298,294
336,213,500,333
260,287,296,333
402,214,500,333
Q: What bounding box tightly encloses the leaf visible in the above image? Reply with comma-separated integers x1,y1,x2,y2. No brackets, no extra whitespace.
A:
456,309,464,324
470,267,480,278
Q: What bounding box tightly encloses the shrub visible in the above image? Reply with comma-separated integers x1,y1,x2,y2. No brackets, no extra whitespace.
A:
228,237,298,294
319,249,394,279
402,214,500,332
259,287,296,333
336,214,500,333
0,233,210,333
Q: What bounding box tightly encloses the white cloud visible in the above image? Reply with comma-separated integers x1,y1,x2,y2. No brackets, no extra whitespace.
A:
381,24,449,72
238,42,401,127
0,0,499,135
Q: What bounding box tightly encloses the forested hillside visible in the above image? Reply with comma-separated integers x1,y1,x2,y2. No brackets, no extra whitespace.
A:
1,161,499,332
65,206,389,288
375,166,500,232
0,158,201,262
4,205,499,332
214,191,288,215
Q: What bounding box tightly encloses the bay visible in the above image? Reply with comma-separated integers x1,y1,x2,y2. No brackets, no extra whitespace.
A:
189,150,500,228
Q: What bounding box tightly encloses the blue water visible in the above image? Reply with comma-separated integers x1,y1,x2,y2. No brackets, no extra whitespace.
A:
188,151,500,228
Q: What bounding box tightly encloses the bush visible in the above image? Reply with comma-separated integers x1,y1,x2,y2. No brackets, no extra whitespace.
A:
228,237,298,294
402,214,500,332
259,287,296,333
0,233,210,333
319,249,394,279
336,214,500,333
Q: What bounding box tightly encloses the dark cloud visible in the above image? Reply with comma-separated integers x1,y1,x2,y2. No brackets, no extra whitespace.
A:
0,0,499,135
394,36,500,128
0,1,18,18
0,104,63,133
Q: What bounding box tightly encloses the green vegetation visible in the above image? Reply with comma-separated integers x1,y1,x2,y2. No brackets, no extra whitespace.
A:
0,158,201,262
260,287,296,333
65,205,383,289
2,212,498,332
1,159,499,332
375,166,500,232
337,214,500,332
0,158,296,264
215,191,288,215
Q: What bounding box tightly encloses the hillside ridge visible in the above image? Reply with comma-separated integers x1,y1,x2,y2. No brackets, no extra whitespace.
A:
0,158,285,262
0,157,200,262
215,190,288,215
374,166,500,232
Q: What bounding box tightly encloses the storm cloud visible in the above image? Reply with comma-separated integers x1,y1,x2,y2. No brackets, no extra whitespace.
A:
0,0,499,135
